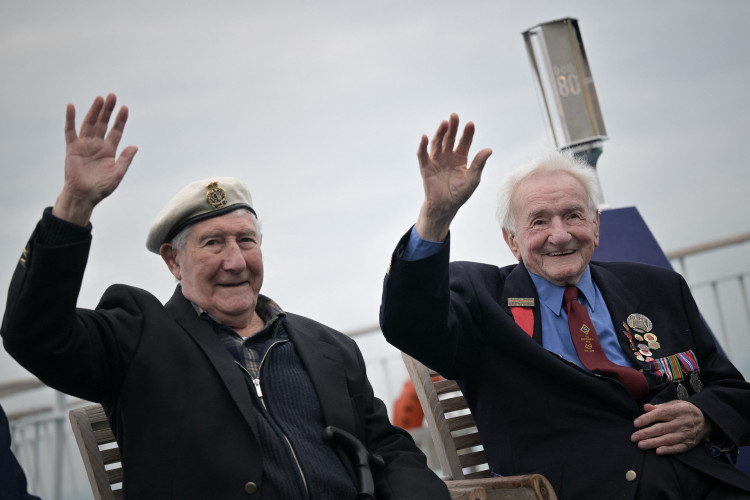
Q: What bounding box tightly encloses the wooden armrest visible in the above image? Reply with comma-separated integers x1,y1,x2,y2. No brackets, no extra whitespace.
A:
446,474,557,500
447,484,487,500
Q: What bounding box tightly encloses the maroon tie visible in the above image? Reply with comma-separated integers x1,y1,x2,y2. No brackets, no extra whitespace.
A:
564,286,648,402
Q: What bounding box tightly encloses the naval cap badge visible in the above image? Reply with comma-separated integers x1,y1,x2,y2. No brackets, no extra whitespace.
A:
206,181,227,209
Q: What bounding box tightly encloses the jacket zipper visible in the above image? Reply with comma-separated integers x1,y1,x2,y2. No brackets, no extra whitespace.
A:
235,339,309,498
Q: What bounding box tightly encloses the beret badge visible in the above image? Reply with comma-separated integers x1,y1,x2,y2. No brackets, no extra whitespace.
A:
206,181,228,209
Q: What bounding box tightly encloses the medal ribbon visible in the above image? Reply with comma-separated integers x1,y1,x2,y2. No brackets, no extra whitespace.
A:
510,307,534,338
649,350,699,382
676,350,699,373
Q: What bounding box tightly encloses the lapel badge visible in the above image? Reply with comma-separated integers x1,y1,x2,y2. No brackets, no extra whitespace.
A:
626,313,659,353
626,313,652,332
508,298,535,307
206,181,228,209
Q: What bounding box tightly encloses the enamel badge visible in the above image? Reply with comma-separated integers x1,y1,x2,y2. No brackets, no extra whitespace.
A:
206,181,228,209
622,313,660,362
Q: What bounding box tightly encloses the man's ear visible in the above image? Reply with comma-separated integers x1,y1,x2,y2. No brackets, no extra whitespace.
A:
593,210,600,248
160,244,181,280
502,228,522,261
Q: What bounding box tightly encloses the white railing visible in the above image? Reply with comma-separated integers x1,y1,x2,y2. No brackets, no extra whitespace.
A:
666,231,750,378
5,387,89,500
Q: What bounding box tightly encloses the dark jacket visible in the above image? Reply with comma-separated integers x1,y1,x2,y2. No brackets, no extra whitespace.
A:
380,230,750,500
0,404,40,500
1,220,448,500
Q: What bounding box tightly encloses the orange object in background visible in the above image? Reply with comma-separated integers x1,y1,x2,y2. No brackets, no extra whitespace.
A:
392,380,424,429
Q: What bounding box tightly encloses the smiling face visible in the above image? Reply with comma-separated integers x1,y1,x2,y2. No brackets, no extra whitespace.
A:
502,170,599,287
160,210,264,330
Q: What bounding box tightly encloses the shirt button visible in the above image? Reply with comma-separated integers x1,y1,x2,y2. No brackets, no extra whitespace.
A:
244,482,258,494
625,470,637,482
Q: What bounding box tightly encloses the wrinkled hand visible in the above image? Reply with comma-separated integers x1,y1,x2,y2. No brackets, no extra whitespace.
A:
415,113,492,241
53,93,138,225
631,401,712,455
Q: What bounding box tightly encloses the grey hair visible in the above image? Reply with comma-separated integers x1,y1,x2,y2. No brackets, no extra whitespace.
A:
170,208,262,252
496,149,600,234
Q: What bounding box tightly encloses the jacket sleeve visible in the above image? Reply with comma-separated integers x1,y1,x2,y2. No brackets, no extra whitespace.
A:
379,229,481,380
1,218,150,405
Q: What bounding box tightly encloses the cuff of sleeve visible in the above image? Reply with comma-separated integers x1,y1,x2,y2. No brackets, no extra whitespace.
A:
703,437,739,463
402,225,446,261
38,207,92,246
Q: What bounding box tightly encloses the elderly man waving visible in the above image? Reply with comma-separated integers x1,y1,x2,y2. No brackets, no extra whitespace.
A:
379,114,750,499
1,94,448,500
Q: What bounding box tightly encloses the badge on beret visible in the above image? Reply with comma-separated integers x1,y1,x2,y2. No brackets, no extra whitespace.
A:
206,181,227,209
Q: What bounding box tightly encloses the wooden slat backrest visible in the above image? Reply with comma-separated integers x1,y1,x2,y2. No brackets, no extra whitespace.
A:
401,353,559,499
69,404,122,500
401,352,489,480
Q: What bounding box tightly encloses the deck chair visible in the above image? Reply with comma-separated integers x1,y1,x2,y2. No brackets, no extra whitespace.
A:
402,352,557,500
69,404,122,500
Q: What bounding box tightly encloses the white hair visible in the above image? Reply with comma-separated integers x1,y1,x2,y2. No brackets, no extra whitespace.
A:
496,149,600,234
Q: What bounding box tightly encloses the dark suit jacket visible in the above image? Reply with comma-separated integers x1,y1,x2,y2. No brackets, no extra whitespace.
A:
380,230,750,500
1,222,447,499
0,404,40,500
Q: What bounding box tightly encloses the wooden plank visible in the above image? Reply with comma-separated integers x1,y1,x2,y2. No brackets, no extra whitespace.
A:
446,414,476,432
453,432,483,451
441,395,468,413
458,450,488,469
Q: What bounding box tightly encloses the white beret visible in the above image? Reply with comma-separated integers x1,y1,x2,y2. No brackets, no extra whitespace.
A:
146,177,256,253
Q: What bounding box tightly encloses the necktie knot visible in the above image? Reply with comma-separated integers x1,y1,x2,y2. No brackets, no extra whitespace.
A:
563,286,579,305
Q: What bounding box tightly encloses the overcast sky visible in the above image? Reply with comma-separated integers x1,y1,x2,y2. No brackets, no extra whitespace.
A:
2,1,749,387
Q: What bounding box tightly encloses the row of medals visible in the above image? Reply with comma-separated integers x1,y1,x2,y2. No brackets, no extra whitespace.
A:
625,313,702,400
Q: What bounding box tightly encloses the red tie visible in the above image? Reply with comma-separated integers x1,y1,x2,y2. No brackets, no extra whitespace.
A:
564,287,648,402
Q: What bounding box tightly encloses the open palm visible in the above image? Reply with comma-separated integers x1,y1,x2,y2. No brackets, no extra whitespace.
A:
415,113,492,241
55,94,137,225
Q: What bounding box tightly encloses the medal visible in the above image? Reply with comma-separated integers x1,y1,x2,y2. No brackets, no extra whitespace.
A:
690,372,703,393
676,381,689,401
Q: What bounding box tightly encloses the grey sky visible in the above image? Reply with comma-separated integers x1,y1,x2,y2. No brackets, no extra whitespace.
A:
1,0,749,384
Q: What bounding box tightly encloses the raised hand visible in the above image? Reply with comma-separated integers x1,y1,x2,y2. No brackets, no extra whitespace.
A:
53,93,138,226
415,113,492,241
631,401,712,455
